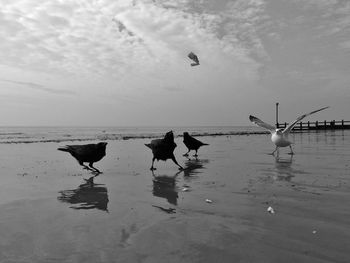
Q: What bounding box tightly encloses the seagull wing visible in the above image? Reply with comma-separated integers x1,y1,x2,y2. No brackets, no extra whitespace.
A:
249,115,275,133
283,106,329,134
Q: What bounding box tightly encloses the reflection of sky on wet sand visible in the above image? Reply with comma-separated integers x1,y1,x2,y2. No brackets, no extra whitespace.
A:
253,130,350,191
58,176,109,212
0,132,349,262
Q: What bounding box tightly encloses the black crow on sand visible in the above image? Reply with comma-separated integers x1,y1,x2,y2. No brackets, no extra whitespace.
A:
58,142,107,173
145,131,183,170
183,132,209,157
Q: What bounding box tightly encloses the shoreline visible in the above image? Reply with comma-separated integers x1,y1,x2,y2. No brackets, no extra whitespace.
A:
2,128,344,144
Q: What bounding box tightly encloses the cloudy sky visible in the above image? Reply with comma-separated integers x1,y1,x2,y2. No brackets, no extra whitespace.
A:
0,0,349,126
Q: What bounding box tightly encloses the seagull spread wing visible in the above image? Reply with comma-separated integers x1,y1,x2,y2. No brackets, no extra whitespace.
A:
282,106,329,134
249,115,275,132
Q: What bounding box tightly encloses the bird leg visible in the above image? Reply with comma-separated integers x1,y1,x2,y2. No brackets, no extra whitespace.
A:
80,162,95,171
150,157,156,170
183,150,190,156
270,146,279,155
89,162,102,174
194,150,198,157
171,156,183,170
288,145,294,155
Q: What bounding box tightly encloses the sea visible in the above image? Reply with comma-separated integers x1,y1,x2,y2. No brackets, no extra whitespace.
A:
0,126,268,144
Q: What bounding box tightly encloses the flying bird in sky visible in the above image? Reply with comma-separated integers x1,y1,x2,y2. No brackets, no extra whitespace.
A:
145,131,183,170
188,52,200,66
58,142,107,173
249,106,329,155
183,132,209,157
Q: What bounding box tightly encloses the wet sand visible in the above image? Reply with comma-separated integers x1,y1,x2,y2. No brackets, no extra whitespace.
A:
0,130,349,262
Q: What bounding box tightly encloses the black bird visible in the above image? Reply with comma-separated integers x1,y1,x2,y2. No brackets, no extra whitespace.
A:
183,132,209,157
145,131,183,170
58,142,107,173
188,52,200,66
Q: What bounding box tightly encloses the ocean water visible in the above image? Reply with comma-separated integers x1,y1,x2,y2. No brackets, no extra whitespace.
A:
0,126,267,144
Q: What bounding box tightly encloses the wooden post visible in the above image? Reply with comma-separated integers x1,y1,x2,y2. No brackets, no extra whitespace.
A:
342,119,344,128
300,122,302,130
276,103,279,127
324,120,327,129
308,121,310,129
316,121,318,128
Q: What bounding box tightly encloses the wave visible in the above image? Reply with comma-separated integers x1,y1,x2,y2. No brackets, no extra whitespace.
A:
0,130,269,144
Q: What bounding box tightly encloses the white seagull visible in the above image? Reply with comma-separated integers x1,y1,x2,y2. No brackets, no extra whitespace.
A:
249,106,329,155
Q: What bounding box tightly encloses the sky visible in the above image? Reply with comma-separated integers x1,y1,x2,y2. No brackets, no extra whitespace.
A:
0,0,349,126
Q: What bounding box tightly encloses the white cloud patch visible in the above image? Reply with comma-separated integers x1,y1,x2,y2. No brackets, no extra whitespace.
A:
0,0,263,80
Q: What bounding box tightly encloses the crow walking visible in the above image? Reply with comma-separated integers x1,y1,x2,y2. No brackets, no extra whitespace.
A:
145,131,183,170
58,142,107,173
183,132,209,157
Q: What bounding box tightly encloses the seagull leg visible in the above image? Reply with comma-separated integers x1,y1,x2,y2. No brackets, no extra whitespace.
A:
150,157,156,170
194,150,198,157
288,145,294,155
270,146,279,155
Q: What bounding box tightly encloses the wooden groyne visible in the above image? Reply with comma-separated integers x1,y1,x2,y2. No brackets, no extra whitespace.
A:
276,120,350,131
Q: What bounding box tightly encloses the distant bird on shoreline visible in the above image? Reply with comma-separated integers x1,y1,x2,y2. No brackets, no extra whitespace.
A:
183,132,209,157
249,106,329,155
145,131,183,170
188,52,200,66
58,142,107,173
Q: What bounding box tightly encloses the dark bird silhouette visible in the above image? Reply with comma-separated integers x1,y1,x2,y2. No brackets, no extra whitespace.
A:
58,142,107,173
58,176,109,212
145,131,183,170
183,132,209,157
188,52,200,66
152,175,178,205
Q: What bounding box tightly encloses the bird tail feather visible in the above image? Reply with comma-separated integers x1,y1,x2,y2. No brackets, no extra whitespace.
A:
145,144,152,149
57,147,70,152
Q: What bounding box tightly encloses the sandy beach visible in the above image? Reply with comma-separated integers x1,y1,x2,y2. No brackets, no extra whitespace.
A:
0,130,349,262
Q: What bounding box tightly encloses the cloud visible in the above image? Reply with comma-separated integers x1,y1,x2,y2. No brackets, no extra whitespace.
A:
0,0,265,81
0,79,76,95
289,0,350,43
161,85,184,92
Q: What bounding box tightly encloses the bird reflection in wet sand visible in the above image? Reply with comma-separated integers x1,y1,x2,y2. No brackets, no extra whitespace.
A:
152,171,179,205
273,153,294,182
182,157,209,177
58,176,109,212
